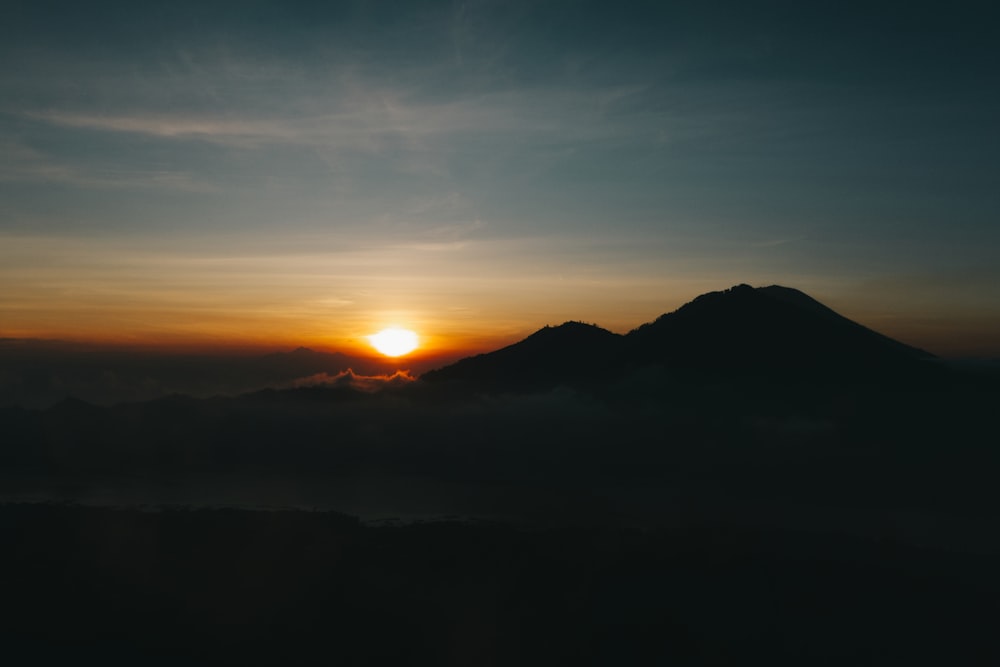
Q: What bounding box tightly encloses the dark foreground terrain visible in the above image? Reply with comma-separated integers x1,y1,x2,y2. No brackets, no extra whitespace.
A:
2,502,998,666
2,368,998,665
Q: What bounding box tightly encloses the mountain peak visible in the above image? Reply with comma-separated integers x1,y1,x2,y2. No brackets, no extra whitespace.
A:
522,321,618,344
628,283,933,374
421,321,621,389
425,284,936,390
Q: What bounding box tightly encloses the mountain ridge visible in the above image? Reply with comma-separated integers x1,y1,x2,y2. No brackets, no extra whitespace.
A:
422,284,936,389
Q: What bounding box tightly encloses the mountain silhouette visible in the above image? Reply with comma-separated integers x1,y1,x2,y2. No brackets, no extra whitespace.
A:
423,284,936,389
626,284,933,376
421,321,622,390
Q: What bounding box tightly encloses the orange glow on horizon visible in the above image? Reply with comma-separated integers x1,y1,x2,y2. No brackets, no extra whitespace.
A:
0,321,518,364
6,312,990,360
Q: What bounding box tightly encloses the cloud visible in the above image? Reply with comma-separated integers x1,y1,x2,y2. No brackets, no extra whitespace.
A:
28,111,299,143
11,82,660,201
0,136,216,192
287,369,416,392
20,74,667,156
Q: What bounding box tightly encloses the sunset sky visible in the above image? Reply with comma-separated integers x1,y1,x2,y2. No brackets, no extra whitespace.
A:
2,0,998,357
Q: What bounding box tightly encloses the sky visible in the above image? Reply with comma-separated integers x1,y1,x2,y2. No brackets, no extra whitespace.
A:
1,0,998,358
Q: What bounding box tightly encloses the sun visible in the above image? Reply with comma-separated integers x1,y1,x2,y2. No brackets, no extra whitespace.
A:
368,327,419,357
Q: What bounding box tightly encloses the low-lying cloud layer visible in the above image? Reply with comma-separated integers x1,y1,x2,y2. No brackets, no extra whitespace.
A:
286,369,417,392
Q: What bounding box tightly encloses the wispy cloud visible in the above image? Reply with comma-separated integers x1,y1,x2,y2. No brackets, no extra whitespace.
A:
25,82,661,149
0,136,216,191
9,79,681,203
29,111,299,143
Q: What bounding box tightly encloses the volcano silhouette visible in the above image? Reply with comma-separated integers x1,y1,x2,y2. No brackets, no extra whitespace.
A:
422,321,623,390
626,284,932,373
422,284,935,389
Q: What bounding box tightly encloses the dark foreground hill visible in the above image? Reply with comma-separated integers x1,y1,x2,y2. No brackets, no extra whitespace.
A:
0,505,1000,667
2,503,999,666
423,284,937,390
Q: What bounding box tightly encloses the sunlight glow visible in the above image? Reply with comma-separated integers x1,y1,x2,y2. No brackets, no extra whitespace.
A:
368,328,419,357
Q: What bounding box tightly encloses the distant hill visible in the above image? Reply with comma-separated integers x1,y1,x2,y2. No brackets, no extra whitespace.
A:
423,284,936,389
420,321,623,390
